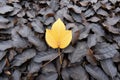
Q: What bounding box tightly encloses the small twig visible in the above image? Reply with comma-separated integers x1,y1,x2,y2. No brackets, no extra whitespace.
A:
42,51,62,67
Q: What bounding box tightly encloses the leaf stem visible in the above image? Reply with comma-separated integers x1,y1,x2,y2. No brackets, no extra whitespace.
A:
58,48,62,64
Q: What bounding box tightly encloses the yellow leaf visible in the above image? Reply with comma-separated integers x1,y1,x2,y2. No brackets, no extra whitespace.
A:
45,18,72,49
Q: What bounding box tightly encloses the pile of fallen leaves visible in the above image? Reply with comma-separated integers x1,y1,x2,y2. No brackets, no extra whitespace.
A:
0,0,120,80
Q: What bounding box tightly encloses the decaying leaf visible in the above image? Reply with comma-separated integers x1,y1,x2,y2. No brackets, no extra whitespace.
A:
100,58,117,78
12,70,21,80
68,42,88,63
18,24,47,51
0,16,9,23
86,49,97,65
93,42,118,60
84,9,95,18
97,9,108,16
12,49,36,66
36,63,58,80
0,23,9,29
0,59,6,73
68,65,89,80
0,5,14,14
0,40,13,51
28,61,42,73
85,64,109,80
102,22,120,34
31,19,44,33
8,0,19,3
33,50,58,63
62,65,89,80
105,16,120,25
0,51,6,60
87,34,97,48
87,16,100,22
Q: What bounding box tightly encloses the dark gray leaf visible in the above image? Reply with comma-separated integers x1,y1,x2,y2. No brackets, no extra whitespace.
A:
0,77,9,80
113,76,120,80
33,50,58,63
68,42,88,63
92,2,101,11
12,49,36,66
0,51,6,60
60,0,70,8
79,1,89,7
8,50,17,62
12,70,21,80
113,53,120,62
10,3,21,16
26,10,36,18
0,16,9,23
44,17,54,25
8,0,19,3
85,64,109,80
84,9,95,18
113,35,120,47
105,16,120,25
18,24,47,51
42,63,56,73
17,10,25,17
39,8,54,17
49,0,59,11
87,16,100,22
17,25,33,38
12,35,28,48
103,22,120,34
0,40,13,51
17,18,28,24
11,29,28,48
90,23,105,36
0,0,7,4
56,7,74,22
28,61,41,73
0,59,6,73
94,42,118,60
89,0,98,3
37,72,58,80
100,58,117,78
70,12,82,23
55,8,64,20
31,19,44,33
39,63,57,80
63,12,74,22
114,7,120,13
0,23,9,29
87,34,97,48
66,23,79,30
109,0,117,4
97,9,108,16
79,25,91,40
67,5,82,14
0,5,14,14
61,68,70,80
62,45,74,54
68,65,89,80
28,36,47,51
